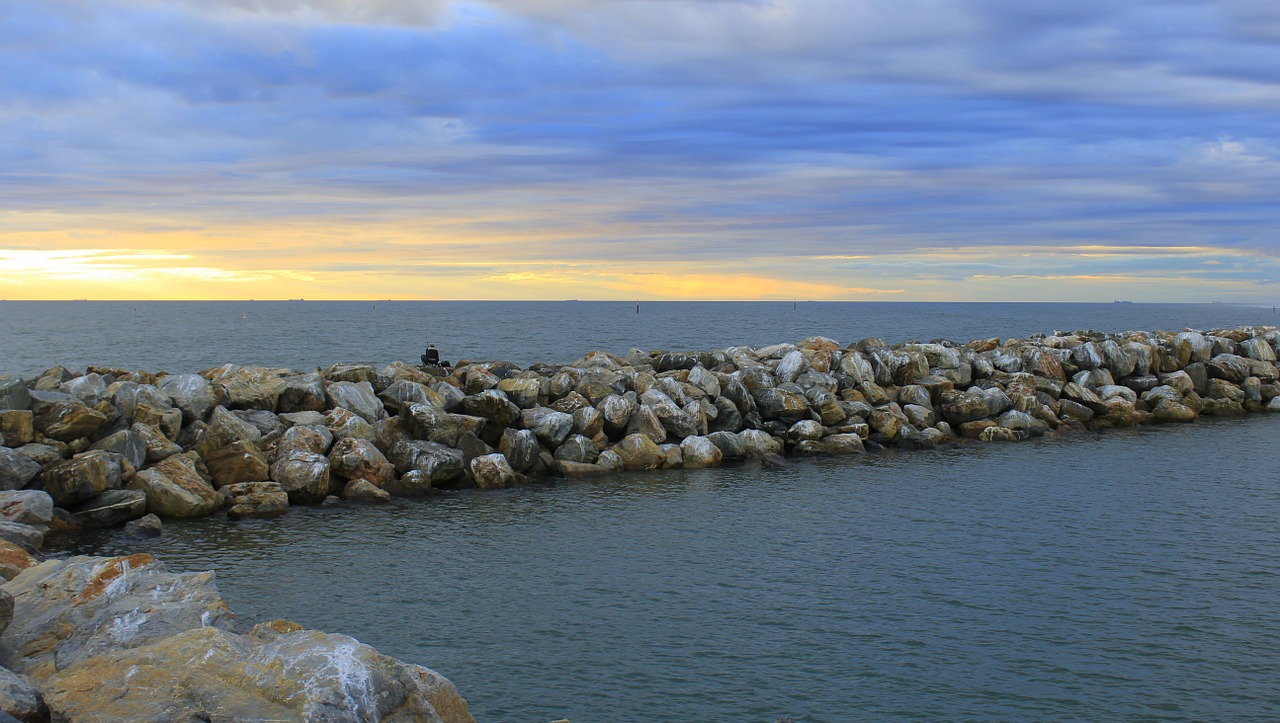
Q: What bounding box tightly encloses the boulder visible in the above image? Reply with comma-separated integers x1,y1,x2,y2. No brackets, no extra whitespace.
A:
132,422,182,463
0,541,36,581
625,404,668,444
0,377,31,412
323,407,378,442
378,380,435,415
205,365,286,411
0,554,236,683
131,454,222,518
278,372,327,413
278,411,327,428
386,440,465,485
328,438,396,487
276,424,334,459
34,401,109,442
60,374,109,407
222,478,288,519
498,429,541,473
521,407,575,448
204,440,270,488
132,403,183,441
343,479,392,502
157,373,216,423
384,470,434,497
0,450,41,493
739,429,784,458
1152,398,1198,423
405,404,485,448
679,436,723,469
324,363,379,386
0,665,44,722
469,453,519,489
939,392,990,425
639,390,697,439
41,624,472,723
111,382,173,421
1207,354,1252,384
325,381,386,423
268,451,331,504
553,435,599,465
42,451,122,507
750,387,810,421
495,377,541,409
0,491,52,527
124,513,163,539
979,426,1023,442
706,430,746,459
195,406,263,459
612,434,665,470
0,522,43,550
0,412,33,448
70,489,148,529
598,394,637,435
89,428,146,470
459,390,522,430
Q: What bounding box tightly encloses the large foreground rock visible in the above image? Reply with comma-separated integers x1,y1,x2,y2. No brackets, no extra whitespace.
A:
43,624,472,722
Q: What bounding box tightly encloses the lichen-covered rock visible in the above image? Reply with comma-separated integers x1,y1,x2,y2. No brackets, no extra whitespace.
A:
625,403,667,445
42,451,122,507
640,389,697,438
751,387,810,421
195,406,263,459
204,440,270,488
325,381,386,424
612,434,665,470
521,407,575,448
269,451,331,504
679,436,723,469
0,554,235,683
469,453,519,489
278,372,327,413
34,401,109,443
131,454,222,518
939,392,991,425
88,428,146,470
328,438,396,487
222,481,290,520
1152,397,1198,423
0,450,41,493
0,541,36,581
0,411,33,449
42,624,473,723
70,489,148,529
498,428,540,473
204,365,287,411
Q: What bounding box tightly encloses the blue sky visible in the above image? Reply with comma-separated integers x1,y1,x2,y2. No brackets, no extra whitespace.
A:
1,0,1277,300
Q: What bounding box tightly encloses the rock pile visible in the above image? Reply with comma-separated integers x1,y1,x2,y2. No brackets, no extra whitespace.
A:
1,326,1278,537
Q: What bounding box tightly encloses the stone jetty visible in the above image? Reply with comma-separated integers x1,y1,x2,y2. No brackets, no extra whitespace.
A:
0,324,1278,719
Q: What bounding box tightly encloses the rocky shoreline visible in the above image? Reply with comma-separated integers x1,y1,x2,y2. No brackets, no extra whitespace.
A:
1,324,1279,719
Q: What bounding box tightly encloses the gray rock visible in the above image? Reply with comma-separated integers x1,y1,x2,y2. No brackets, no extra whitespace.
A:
0,377,31,412
205,365,286,411
89,428,146,470
124,513,163,538
0,665,43,722
111,382,173,421
194,406,263,459
739,429,784,458
0,450,41,493
0,491,52,527
323,407,378,442
597,394,636,435
387,440,465,484
278,372,327,413
679,436,723,469
278,410,326,428
750,387,810,421
378,380,434,415
405,403,485,448
521,407,575,447
342,478,392,502
469,453,519,489
275,424,334,459
625,403,667,444
706,430,746,459
553,435,599,464
0,522,43,551
325,381,386,423
157,373,216,423
70,489,148,529
132,422,182,464
328,438,395,487
59,374,110,407
498,429,541,472
42,451,122,506
384,470,434,497
268,451,331,504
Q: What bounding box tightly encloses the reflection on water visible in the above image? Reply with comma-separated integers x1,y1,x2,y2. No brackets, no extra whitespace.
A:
69,415,1280,722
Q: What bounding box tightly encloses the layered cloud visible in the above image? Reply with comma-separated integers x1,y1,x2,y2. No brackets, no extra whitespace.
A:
1,0,1278,300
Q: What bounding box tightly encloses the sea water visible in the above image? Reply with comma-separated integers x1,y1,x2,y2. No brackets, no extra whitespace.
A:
9,301,1280,721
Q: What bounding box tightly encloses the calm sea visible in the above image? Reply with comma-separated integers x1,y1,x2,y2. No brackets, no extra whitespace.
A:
13,301,1280,721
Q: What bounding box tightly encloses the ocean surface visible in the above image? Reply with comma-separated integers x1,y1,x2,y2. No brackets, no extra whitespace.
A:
10,301,1280,721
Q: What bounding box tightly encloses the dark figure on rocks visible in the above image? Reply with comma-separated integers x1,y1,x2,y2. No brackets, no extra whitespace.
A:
422,344,440,367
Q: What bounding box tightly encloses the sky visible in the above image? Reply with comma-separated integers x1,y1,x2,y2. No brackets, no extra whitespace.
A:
1,0,1278,302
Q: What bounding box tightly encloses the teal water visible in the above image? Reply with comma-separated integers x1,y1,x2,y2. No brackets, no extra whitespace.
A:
78,415,1280,721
